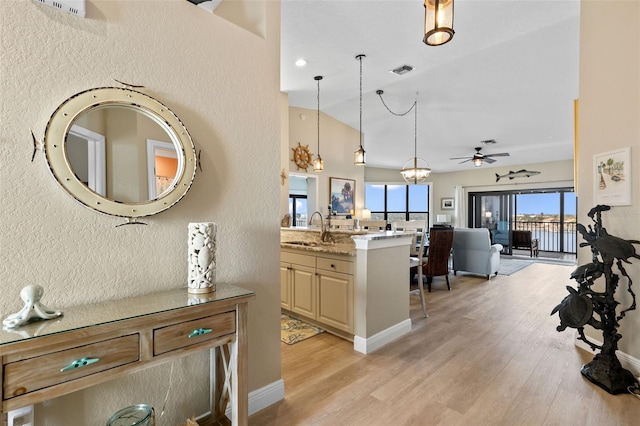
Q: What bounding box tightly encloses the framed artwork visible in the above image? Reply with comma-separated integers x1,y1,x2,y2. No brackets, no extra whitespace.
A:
330,177,355,214
441,198,454,210
594,147,631,206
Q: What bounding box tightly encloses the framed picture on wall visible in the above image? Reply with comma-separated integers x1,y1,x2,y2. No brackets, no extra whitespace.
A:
330,177,355,214
441,198,454,210
594,147,631,206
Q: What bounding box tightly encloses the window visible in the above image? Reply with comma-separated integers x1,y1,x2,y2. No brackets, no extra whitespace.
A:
468,188,576,254
364,184,429,223
288,195,307,227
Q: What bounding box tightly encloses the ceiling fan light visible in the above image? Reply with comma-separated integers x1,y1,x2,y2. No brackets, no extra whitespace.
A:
401,157,431,184
473,157,483,167
424,0,454,46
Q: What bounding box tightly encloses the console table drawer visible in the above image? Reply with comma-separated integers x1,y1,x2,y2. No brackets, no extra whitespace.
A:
3,334,140,399
154,312,236,356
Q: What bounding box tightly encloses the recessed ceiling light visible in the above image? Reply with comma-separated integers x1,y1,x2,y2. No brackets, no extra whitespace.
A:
295,59,307,67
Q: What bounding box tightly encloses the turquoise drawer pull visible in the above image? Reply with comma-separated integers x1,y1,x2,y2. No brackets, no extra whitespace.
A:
188,328,213,338
60,357,100,372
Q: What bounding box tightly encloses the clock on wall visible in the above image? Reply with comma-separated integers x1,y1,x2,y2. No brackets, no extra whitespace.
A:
291,142,314,171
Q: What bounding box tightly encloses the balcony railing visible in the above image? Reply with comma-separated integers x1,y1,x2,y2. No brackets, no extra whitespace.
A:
515,221,577,254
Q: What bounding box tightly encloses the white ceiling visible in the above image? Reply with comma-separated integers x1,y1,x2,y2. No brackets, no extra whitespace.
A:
281,0,580,173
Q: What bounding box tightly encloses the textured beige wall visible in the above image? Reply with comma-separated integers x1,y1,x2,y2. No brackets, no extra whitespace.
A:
579,1,640,359
0,1,281,424
287,106,365,217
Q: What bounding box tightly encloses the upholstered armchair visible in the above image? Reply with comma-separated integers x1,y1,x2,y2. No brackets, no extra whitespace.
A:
491,220,510,247
452,228,503,279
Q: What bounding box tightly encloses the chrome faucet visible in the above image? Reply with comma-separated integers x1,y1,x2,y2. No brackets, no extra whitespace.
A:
309,211,334,243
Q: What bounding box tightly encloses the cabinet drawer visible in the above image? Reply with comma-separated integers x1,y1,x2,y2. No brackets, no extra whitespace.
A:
281,251,316,268
154,312,236,356
316,257,353,275
3,334,139,399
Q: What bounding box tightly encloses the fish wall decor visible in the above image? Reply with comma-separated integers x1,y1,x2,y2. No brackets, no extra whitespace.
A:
495,169,541,182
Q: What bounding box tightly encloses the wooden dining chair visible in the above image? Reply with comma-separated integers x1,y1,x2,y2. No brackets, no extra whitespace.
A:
405,228,428,318
423,227,454,291
359,219,387,232
329,218,355,230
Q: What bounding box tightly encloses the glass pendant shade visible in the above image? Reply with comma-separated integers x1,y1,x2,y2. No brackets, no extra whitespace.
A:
314,75,324,172
401,157,431,184
473,157,483,167
424,0,454,46
354,146,365,165
355,54,366,165
313,155,324,172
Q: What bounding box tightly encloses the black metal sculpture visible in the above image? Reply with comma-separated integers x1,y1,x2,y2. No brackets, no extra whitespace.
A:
552,204,640,394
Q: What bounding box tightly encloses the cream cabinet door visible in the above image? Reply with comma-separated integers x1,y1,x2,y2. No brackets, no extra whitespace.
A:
291,265,317,319
280,262,292,310
316,270,353,333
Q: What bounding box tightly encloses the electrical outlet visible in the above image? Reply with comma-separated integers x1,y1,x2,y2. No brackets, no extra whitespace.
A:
6,406,33,426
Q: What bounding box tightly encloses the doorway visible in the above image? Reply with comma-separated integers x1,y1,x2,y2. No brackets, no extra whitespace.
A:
146,139,178,200
67,124,106,196
468,188,577,256
288,174,318,226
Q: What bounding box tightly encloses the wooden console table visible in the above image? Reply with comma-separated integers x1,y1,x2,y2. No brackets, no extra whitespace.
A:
0,284,255,425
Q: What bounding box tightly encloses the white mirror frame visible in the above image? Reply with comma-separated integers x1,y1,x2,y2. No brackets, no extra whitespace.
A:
44,87,197,218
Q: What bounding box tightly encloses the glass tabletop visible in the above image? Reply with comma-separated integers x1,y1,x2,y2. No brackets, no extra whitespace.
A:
0,283,254,346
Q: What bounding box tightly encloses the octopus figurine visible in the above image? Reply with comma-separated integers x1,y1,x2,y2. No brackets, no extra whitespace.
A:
2,285,63,328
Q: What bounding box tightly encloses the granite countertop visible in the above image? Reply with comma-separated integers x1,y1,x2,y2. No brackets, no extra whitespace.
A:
280,226,368,235
351,231,411,241
280,229,409,256
280,241,356,256
281,227,359,255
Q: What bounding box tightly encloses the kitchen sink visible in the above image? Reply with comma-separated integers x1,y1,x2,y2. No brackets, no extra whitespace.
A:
283,240,329,247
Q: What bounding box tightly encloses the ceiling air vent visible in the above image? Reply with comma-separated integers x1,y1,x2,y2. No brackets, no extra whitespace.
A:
32,0,86,17
390,65,415,76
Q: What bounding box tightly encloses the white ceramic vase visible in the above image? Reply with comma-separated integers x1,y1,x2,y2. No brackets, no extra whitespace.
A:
187,222,217,294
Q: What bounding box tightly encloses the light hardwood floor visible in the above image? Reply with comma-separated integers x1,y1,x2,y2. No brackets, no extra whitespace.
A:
250,263,640,425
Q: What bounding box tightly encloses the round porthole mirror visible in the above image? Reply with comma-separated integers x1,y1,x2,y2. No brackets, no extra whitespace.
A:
44,87,197,218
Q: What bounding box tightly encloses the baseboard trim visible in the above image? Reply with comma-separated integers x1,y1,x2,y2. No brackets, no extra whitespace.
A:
247,379,285,416
353,319,412,354
220,378,285,419
574,334,640,376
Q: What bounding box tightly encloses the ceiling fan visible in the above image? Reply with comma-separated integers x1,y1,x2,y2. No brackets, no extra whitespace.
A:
450,146,510,167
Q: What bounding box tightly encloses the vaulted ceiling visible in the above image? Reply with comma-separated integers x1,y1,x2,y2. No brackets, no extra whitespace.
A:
281,0,580,173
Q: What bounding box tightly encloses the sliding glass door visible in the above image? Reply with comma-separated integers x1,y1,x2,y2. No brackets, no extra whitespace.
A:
468,192,514,254
468,188,576,255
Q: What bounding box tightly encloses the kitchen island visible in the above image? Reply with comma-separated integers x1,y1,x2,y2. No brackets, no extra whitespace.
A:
281,227,413,354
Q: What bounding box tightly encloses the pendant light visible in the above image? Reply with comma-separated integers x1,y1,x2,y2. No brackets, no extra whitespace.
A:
424,0,454,46
376,90,431,184
313,76,324,172
354,54,366,165
400,96,431,184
